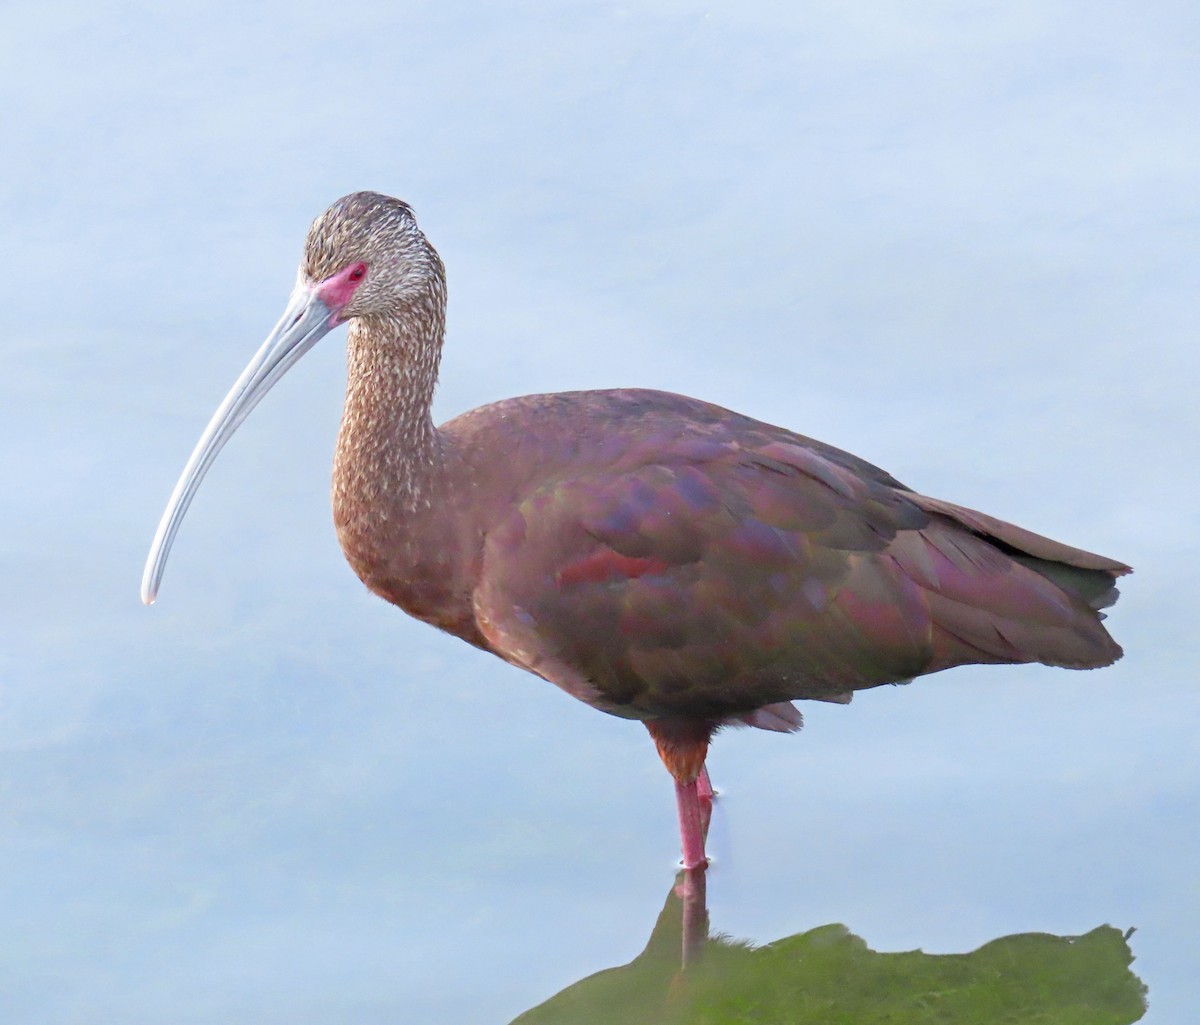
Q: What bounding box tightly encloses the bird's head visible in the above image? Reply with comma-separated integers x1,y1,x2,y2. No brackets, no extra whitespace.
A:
140,191,440,605
301,191,443,325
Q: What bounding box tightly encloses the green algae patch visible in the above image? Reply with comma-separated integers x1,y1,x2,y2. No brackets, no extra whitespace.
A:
511,879,1146,1025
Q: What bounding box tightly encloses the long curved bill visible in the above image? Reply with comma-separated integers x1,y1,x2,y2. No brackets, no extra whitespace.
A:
141,283,335,605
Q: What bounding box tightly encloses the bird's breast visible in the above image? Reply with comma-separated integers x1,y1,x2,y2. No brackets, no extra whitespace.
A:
332,483,490,649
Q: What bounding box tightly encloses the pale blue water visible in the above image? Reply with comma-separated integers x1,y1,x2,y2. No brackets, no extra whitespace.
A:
2,2,1197,1021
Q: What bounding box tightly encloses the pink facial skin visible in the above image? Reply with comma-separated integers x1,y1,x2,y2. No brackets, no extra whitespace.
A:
315,262,368,322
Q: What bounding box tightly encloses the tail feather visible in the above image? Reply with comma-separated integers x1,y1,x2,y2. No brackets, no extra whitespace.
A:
909,495,1131,576
1008,554,1122,611
895,494,1128,672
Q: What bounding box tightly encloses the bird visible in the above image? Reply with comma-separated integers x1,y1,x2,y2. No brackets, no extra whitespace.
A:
142,191,1129,870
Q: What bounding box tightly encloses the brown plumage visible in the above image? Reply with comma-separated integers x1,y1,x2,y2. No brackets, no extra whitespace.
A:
143,192,1130,869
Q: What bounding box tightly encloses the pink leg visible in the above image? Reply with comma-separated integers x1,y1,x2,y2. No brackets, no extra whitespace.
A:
675,777,709,869
644,719,716,868
696,764,714,842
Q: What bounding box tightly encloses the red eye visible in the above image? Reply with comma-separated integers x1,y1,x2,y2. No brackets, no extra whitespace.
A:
349,264,366,282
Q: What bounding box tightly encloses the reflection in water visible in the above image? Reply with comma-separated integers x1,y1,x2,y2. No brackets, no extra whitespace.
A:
511,869,1147,1024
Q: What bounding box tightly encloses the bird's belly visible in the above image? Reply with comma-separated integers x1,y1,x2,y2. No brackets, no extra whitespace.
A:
547,659,879,722
476,593,902,723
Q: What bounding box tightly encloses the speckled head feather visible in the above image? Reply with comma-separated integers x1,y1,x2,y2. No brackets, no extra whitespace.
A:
303,191,444,321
